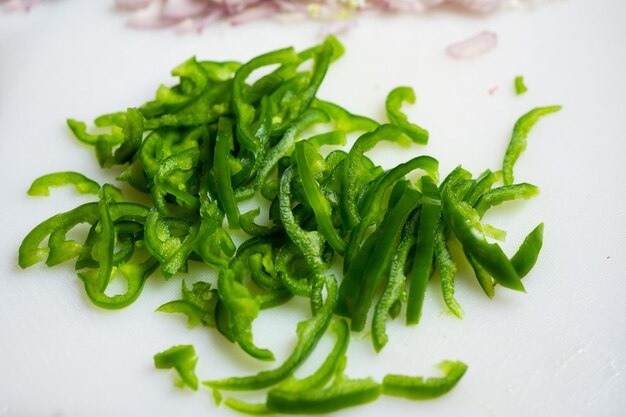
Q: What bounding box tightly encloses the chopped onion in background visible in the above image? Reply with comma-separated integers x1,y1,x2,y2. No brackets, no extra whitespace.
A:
446,30,498,59
2,0,552,32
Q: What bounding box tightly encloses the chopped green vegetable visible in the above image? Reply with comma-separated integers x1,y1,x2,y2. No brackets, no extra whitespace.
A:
514,75,528,95
502,106,562,186
382,360,467,400
154,345,199,391
18,37,560,416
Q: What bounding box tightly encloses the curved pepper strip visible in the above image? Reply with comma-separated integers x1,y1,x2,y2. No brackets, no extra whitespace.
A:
294,140,345,255
434,223,466,316
224,399,271,415
343,155,439,273
144,209,198,277
372,211,419,352
217,268,275,362
233,47,299,153
154,345,199,391
441,177,524,292
406,176,442,325
113,108,144,165
464,169,500,207
27,172,100,197
511,222,544,278
385,86,429,145
67,118,124,147
275,242,314,297
502,105,561,186
474,183,540,217
153,147,201,215
348,186,422,332
239,208,283,237
382,360,467,400
18,203,100,268
266,377,381,414
214,117,241,229
311,99,379,133
80,256,159,310
204,274,338,391
157,280,218,327
340,124,414,231
279,167,329,274
256,109,329,200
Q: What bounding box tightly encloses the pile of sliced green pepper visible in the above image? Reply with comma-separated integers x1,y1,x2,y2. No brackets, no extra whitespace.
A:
18,36,559,414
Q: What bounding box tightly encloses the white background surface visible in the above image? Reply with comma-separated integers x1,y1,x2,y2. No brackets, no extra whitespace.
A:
1,1,625,416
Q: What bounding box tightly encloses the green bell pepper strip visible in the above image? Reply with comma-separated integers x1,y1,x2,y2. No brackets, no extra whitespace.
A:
27,172,100,197
502,105,561,186
464,169,500,207
340,124,414,231
214,117,241,229
154,345,199,391
113,108,144,165
224,399,271,415
385,86,429,145
204,274,337,391
223,319,351,415
372,211,419,352
514,75,528,95
441,178,524,292
306,130,347,150
465,249,495,298
279,167,329,274
474,183,540,217
382,360,467,400
266,377,382,414
90,194,116,292
348,186,422,332
294,140,345,255
342,155,439,273
233,47,299,153
256,109,329,199
511,222,544,279
275,242,314,297
79,256,159,310
311,99,379,133
143,209,198,277
435,224,466,316
18,203,99,268
277,319,350,392
217,268,274,361
67,118,124,147
239,208,283,237
152,147,201,215
406,176,442,325
157,280,218,327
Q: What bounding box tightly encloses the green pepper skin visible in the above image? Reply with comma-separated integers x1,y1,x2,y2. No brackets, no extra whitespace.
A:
27,172,100,196
385,86,429,145
502,105,561,186
154,345,199,391
204,275,338,391
441,178,524,293
406,175,441,325
266,378,382,414
382,360,467,400
511,222,544,278
214,117,241,229
514,76,528,95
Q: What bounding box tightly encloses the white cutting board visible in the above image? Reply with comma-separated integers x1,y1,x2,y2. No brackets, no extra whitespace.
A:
1,1,625,416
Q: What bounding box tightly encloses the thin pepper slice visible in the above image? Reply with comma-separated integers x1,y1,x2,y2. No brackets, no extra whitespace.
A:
27,172,100,197
511,222,544,278
514,75,528,95
349,186,422,332
157,280,218,327
214,117,241,229
294,140,345,255
217,268,274,361
372,211,419,352
502,105,561,186
382,360,467,400
203,274,338,391
406,175,441,325
385,86,429,144
266,377,382,414
474,183,540,217
435,223,466,316
441,176,524,292
154,345,199,391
